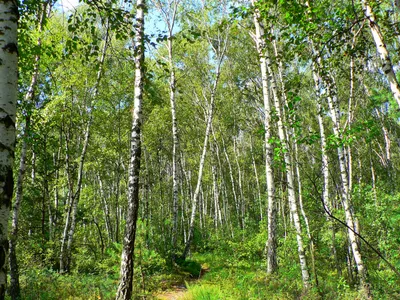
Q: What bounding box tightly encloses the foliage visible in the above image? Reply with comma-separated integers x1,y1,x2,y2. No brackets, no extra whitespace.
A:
9,0,400,298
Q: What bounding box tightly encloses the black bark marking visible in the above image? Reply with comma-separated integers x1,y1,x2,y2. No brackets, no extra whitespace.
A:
2,42,18,54
0,142,13,153
0,111,15,128
0,247,5,269
0,167,13,208
4,168,13,207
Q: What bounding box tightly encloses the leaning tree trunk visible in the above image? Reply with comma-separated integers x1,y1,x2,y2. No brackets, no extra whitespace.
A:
181,87,216,260
361,0,400,108
59,22,110,274
251,1,277,274
0,0,18,298
325,73,369,291
181,20,230,259
182,34,228,259
115,0,145,299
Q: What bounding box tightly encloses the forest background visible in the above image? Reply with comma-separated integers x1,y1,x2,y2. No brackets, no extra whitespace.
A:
1,0,400,299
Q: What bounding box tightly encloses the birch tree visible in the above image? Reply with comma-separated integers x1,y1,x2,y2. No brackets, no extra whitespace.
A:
0,0,18,297
151,0,181,260
9,2,52,298
182,4,230,259
361,0,400,108
116,0,145,298
59,15,111,274
305,3,370,291
250,0,277,274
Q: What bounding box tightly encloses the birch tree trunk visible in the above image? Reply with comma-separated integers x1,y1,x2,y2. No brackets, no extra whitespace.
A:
304,1,369,289
325,74,369,291
361,0,400,108
0,0,18,297
233,139,245,229
264,20,311,287
151,0,181,258
181,87,216,260
182,28,228,259
115,0,145,298
9,3,49,297
9,119,28,300
268,51,310,288
222,136,240,224
250,139,263,221
311,65,331,214
59,21,110,274
251,1,277,274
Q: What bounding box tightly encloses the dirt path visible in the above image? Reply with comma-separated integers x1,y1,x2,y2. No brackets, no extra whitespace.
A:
154,284,187,300
154,266,209,300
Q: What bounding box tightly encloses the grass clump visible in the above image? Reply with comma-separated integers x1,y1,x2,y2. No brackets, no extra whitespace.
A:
183,283,224,300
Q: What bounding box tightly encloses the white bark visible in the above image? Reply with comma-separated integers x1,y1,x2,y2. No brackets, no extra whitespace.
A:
182,26,228,259
251,0,277,274
182,87,216,259
152,0,181,258
59,19,111,274
0,0,18,297
311,63,331,214
233,140,245,229
305,0,368,287
116,0,145,298
250,139,263,221
269,53,310,288
325,75,368,283
362,0,400,108
9,2,49,295
314,53,369,291
222,136,240,223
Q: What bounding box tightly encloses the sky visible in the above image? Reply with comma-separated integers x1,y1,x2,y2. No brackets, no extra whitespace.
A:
58,0,80,12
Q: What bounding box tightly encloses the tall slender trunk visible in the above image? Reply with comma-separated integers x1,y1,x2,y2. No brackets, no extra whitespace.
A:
182,24,228,259
153,0,182,260
250,139,263,221
167,31,180,260
211,128,225,227
211,164,221,228
233,139,245,229
98,176,113,243
305,0,369,287
311,64,331,213
115,1,145,298
268,49,310,287
0,0,18,297
222,136,240,224
182,90,216,259
8,3,49,297
361,0,400,108
251,1,277,274
294,142,318,286
325,74,368,290
59,21,110,273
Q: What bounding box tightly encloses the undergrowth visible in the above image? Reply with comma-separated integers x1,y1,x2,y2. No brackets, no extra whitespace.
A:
8,228,400,299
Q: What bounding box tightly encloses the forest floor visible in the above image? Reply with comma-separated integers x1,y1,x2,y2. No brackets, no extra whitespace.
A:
154,284,187,300
154,263,210,300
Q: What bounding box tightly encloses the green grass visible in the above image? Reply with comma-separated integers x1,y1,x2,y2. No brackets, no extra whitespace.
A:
12,268,118,300
183,252,366,300
9,248,399,299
